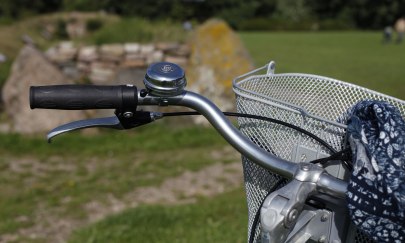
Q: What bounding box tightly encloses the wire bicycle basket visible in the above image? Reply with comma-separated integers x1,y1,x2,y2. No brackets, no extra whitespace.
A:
233,61,405,243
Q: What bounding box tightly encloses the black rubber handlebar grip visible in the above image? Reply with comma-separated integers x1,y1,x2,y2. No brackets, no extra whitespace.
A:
30,85,138,110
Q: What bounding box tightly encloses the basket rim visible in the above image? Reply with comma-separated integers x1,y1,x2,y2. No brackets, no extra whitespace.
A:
232,61,405,129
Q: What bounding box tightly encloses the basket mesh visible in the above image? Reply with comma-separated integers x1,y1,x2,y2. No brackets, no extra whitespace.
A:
233,65,405,243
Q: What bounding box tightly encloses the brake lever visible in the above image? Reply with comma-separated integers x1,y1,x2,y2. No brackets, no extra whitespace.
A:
47,111,163,142
47,116,122,142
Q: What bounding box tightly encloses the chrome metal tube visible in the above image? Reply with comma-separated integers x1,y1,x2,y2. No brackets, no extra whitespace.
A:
182,92,300,178
317,172,347,198
138,91,348,197
139,91,297,178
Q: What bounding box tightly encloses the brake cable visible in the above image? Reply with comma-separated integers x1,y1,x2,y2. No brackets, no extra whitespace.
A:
161,111,352,170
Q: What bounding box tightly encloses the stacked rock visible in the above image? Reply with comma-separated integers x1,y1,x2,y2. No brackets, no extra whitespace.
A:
45,41,190,83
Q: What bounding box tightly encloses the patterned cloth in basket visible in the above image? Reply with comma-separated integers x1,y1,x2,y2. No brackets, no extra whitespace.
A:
346,100,405,243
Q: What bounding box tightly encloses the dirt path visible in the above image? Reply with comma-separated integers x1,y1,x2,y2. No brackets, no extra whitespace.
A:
1,160,243,243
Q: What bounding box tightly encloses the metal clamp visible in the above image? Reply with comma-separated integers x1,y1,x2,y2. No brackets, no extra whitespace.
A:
260,179,318,242
260,163,325,242
286,209,333,243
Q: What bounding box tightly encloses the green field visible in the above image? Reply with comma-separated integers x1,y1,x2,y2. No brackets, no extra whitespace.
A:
69,189,247,243
240,31,405,100
0,125,245,242
1,31,405,243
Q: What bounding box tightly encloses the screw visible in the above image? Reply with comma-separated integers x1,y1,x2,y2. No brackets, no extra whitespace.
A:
318,235,327,243
301,164,310,171
140,89,148,97
287,209,298,222
321,213,329,222
161,99,169,106
123,112,133,118
284,208,299,228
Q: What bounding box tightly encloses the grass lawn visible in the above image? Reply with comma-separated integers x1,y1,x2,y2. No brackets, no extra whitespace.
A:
69,189,247,243
240,31,405,100
0,124,245,242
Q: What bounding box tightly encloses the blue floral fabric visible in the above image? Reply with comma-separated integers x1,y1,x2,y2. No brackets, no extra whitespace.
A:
346,100,405,243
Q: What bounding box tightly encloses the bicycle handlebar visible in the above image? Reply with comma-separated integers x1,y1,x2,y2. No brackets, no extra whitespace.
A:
138,91,347,198
29,63,348,199
30,85,138,110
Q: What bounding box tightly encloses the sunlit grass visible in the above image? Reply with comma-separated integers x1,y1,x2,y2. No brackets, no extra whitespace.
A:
69,189,247,243
240,31,405,99
0,124,231,237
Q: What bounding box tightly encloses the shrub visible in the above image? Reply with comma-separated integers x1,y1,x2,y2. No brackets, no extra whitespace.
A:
55,18,68,39
86,18,103,32
89,18,185,45
318,19,355,30
238,17,316,31
238,18,273,31
0,60,11,88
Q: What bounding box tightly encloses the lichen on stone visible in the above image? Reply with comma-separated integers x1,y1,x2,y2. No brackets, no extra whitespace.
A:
187,19,254,112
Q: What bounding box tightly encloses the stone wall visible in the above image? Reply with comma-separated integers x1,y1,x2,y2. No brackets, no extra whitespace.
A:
2,19,255,133
45,41,190,84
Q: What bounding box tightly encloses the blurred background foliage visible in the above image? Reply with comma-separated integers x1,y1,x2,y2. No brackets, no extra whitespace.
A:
0,0,404,30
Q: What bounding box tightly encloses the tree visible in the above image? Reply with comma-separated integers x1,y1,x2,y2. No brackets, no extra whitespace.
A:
0,0,62,19
274,0,312,22
349,0,401,28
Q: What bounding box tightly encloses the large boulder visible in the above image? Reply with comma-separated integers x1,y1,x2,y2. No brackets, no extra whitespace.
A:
2,45,86,134
187,19,254,121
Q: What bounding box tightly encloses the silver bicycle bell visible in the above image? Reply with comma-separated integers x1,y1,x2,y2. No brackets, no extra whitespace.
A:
143,62,187,97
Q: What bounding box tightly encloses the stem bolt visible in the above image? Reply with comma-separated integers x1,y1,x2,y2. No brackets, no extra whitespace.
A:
123,112,134,118
287,209,298,222
301,164,310,171
318,235,327,243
